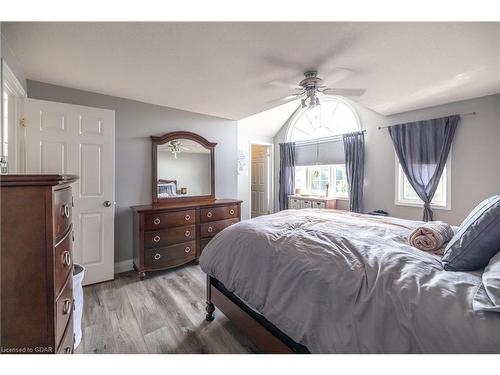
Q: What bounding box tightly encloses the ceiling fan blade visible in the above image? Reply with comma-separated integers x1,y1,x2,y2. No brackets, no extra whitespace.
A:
267,79,302,89
322,88,366,97
323,68,354,84
266,94,302,105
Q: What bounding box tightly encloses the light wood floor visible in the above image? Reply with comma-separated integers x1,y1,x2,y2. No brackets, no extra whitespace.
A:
76,263,258,354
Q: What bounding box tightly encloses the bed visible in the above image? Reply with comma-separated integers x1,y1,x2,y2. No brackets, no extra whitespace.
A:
157,179,178,198
199,209,500,353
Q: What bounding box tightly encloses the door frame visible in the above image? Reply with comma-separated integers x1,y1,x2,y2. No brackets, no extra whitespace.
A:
248,141,274,219
1,59,27,173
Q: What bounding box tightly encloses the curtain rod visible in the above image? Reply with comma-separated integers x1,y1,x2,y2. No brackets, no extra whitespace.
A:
294,129,367,146
377,112,476,130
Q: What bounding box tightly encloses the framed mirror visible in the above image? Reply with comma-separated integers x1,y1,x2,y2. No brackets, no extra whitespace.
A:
152,131,216,203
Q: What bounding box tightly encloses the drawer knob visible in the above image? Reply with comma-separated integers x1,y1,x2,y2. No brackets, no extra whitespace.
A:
185,214,191,221
63,299,72,314
62,251,72,267
154,253,161,260
229,209,235,215
61,204,70,218
185,230,191,237
64,347,72,354
207,226,213,233
153,218,161,225
153,235,161,243
185,246,191,253
206,211,212,218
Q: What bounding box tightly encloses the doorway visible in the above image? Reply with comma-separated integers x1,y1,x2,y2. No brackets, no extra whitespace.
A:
250,144,272,218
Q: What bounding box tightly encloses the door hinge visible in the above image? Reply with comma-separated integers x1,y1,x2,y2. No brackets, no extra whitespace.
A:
19,118,27,127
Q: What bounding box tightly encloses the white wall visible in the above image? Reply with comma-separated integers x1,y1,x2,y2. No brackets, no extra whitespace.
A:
0,23,26,91
274,94,500,225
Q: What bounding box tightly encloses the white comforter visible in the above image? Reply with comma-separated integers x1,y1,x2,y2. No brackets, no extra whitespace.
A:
199,209,500,353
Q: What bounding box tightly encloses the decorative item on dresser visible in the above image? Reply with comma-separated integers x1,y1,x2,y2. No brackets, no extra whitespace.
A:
0,174,78,354
131,131,242,279
288,194,337,209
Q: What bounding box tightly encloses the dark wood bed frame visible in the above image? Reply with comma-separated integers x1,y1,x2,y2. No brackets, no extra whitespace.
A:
205,275,310,354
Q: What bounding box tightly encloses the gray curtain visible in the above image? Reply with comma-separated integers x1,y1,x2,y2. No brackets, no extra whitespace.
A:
388,115,459,221
343,131,365,213
279,142,296,210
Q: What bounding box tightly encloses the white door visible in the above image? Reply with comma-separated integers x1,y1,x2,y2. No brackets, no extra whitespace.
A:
251,145,270,218
23,98,115,285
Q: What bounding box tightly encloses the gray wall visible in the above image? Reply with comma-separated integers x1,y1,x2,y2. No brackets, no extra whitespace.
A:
28,80,238,262
275,94,500,225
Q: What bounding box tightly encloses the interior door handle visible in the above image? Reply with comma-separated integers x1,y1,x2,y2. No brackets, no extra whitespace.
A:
103,200,112,207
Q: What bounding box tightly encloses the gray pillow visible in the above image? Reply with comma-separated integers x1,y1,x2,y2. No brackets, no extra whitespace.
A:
442,195,500,271
473,251,500,312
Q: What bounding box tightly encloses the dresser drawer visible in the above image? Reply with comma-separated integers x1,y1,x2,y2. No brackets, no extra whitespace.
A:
200,238,211,254
145,241,196,268
55,277,73,347
300,199,312,208
144,225,196,248
53,187,72,241
289,198,301,209
54,228,73,295
144,209,195,230
200,205,238,222
312,201,326,209
57,314,74,354
200,218,239,238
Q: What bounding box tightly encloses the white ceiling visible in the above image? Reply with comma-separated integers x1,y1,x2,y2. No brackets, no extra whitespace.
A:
3,22,500,120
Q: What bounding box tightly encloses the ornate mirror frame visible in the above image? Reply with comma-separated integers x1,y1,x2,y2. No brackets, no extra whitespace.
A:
151,131,217,204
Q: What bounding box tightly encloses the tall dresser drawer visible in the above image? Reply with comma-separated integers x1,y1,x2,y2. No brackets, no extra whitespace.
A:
144,209,195,230
200,205,238,222
144,225,196,248
145,241,197,268
57,314,74,354
53,187,73,241
55,277,73,347
200,218,239,238
54,229,73,294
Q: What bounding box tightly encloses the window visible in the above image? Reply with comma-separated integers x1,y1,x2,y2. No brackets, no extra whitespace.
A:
294,164,348,198
395,157,451,209
288,98,359,200
288,99,360,142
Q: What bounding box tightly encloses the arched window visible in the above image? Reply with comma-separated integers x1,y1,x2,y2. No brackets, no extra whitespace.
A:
287,98,360,142
287,98,360,198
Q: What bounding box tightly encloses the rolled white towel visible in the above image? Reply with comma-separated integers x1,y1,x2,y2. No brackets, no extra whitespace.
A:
408,221,454,255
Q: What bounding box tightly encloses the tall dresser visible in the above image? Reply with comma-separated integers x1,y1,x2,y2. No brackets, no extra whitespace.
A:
131,199,241,279
1,174,78,354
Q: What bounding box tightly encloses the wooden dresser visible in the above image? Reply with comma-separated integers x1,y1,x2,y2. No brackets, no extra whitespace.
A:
1,174,78,354
131,199,241,279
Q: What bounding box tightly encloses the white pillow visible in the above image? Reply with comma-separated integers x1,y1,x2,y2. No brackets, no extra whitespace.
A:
473,252,500,312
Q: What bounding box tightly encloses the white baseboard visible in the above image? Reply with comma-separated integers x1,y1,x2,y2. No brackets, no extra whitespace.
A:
114,259,134,274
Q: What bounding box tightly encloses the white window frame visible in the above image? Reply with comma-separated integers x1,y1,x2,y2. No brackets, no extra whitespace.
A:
394,151,452,210
295,164,349,199
285,97,361,143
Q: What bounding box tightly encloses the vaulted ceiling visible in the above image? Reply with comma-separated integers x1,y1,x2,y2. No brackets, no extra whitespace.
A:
3,22,500,120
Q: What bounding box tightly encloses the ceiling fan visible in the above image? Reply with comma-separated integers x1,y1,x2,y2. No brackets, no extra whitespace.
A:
271,70,366,108
167,140,190,159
